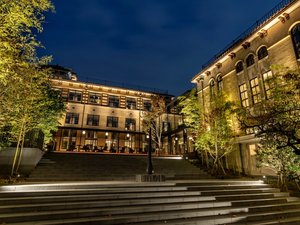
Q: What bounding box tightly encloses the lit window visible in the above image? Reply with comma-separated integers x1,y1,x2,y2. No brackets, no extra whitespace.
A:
86,114,99,126
291,23,300,59
68,90,82,102
257,46,268,60
107,116,118,128
125,118,136,131
246,54,255,67
89,93,101,104
263,70,273,99
65,113,79,124
236,61,244,73
108,95,119,108
239,84,249,107
250,77,261,104
126,98,136,109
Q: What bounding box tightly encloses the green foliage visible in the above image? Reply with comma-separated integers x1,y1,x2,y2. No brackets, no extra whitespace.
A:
178,88,201,138
196,93,236,175
179,88,236,175
0,0,65,176
237,66,300,188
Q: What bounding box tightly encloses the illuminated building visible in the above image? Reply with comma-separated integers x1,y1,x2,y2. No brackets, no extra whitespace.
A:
191,0,300,175
50,66,175,154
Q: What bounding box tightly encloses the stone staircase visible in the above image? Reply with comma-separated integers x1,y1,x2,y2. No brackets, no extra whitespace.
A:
1,180,300,224
27,152,210,181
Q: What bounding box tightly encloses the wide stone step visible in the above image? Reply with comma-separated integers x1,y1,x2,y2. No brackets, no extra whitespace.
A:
198,188,279,196
6,206,300,225
175,180,265,186
0,187,279,199
0,182,178,191
0,199,230,214
0,187,189,198
187,184,271,191
0,190,209,205
0,204,251,223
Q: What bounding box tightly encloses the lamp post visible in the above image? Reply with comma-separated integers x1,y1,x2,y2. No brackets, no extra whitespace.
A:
147,127,153,175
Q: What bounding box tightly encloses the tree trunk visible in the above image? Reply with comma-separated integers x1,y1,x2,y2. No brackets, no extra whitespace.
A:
11,120,25,177
15,125,26,173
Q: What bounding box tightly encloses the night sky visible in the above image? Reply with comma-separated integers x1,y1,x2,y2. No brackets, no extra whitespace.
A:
39,0,282,96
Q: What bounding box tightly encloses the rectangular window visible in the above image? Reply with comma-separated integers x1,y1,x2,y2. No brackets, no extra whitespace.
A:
107,116,118,128
68,90,82,102
239,84,249,107
86,114,99,126
143,100,152,111
125,118,136,131
250,77,261,104
89,93,101,104
163,121,170,132
263,70,273,99
65,113,79,124
126,98,136,109
108,95,119,108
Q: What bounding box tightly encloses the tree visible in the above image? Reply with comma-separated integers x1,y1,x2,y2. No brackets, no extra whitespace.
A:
141,95,166,154
197,93,236,175
178,88,201,140
236,66,300,189
0,1,65,177
179,89,236,175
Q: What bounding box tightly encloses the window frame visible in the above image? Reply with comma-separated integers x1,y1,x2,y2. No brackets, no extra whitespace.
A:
262,70,273,99
108,95,120,108
291,23,300,59
257,46,268,60
126,97,137,109
65,112,79,124
246,54,255,67
86,114,100,126
68,90,82,102
217,75,223,92
236,61,244,73
107,116,119,128
143,100,152,111
125,118,136,131
239,83,249,107
209,79,215,97
250,77,261,104
88,93,101,104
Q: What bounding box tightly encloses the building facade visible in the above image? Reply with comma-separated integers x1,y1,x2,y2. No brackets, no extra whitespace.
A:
191,0,300,175
162,90,195,156
50,66,184,155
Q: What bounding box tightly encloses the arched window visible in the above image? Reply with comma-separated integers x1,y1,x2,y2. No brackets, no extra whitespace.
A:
257,46,268,60
246,54,255,67
209,79,215,97
291,23,300,59
217,75,223,91
236,61,243,73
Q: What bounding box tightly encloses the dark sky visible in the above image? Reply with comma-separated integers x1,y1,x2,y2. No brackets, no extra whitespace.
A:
39,0,282,96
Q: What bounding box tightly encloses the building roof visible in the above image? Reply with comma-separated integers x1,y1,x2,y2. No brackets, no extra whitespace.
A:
192,0,298,82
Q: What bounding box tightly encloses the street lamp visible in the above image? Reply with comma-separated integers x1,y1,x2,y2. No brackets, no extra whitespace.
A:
147,127,153,175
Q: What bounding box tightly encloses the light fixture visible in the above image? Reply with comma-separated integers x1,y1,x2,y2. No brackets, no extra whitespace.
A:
146,135,149,139
105,132,108,136
126,133,130,138
82,130,86,134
